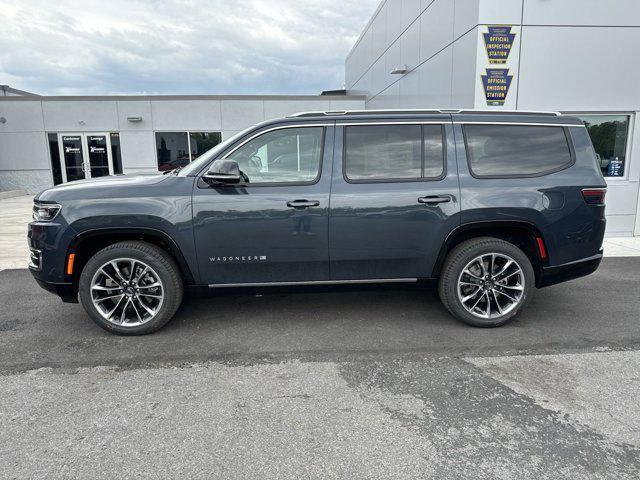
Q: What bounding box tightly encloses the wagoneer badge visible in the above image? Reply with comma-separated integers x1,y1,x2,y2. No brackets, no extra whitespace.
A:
209,255,267,263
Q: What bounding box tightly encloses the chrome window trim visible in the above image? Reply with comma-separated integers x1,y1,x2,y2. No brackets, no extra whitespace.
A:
220,123,333,160
337,121,448,126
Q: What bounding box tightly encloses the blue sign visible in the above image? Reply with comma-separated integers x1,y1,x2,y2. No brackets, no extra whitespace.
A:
483,26,516,64
481,68,513,106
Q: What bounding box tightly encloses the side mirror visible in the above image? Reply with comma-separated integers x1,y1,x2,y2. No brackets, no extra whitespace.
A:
203,159,241,185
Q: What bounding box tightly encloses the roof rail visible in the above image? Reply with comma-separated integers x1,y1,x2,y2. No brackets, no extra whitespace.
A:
287,109,562,118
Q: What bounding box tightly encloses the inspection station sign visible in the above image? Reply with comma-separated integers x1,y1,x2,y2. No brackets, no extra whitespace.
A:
476,25,520,108
483,26,516,64
481,68,514,106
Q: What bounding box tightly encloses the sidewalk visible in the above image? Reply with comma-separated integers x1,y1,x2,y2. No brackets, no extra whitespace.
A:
1,195,639,271
0,195,33,270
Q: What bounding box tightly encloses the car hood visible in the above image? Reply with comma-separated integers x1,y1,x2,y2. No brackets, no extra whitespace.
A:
36,174,172,202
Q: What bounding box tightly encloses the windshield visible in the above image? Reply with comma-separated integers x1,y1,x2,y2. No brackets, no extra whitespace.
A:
178,126,255,176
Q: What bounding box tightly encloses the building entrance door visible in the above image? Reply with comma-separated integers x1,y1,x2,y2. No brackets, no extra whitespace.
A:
58,132,115,183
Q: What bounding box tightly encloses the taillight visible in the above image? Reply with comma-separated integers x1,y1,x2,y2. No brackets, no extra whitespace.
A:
582,188,606,205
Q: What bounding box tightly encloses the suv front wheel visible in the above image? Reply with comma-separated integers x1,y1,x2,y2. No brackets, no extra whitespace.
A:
438,237,534,327
78,241,184,335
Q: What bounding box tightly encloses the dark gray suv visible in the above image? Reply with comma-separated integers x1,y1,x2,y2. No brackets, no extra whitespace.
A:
28,110,607,334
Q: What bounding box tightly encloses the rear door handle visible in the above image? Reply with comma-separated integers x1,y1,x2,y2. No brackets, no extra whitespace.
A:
286,199,320,209
418,195,452,205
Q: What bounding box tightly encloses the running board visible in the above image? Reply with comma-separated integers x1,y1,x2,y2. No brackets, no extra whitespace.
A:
208,278,418,288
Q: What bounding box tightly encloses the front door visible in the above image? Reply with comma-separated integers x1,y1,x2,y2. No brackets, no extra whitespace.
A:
192,124,333,285
58,133,114,183
329,119,460,280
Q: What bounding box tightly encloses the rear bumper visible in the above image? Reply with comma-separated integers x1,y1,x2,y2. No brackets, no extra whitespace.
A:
537,250,602,288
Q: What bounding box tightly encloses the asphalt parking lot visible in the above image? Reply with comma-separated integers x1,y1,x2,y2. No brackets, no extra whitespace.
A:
1,258,640,478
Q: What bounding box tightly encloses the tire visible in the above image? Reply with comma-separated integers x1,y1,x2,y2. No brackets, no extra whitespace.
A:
438,237,534,328
79,241,184,335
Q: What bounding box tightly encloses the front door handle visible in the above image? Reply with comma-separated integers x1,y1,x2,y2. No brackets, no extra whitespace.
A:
286,199,320,209
418,195,452,205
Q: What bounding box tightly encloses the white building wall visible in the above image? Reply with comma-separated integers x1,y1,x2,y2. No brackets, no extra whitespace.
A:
0,95,365,193
346,0,640,236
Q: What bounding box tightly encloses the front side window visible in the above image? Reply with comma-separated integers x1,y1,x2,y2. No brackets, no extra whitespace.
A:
226,127,323,184
576,115,630,177
344,124,445,181
464,124,573,177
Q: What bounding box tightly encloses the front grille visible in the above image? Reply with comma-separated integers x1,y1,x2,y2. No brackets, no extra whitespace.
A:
28,247,42,270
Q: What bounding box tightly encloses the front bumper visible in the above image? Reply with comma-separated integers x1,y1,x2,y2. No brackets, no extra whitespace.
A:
30,273,78,303
537,250,603,288
28,216,79,302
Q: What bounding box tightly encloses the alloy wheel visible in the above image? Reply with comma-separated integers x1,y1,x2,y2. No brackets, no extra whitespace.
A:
90,258,164,327
456,253,525,319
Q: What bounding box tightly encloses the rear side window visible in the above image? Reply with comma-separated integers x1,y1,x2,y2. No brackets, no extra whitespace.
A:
344,124,445,181
464,124,573,177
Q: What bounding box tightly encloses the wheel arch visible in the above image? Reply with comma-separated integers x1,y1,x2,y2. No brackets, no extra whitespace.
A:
66,227,196,287
432,221,547,285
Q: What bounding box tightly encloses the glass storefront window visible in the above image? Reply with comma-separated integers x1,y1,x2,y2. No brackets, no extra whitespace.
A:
577,115,630,178
47,133,63,185
110,133,123,174
156,131,222,171
156,132,189,172
48,131,122,184
189,132,222,160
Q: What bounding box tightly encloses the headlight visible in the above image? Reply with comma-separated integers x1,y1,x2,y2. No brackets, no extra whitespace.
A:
32,202,61,221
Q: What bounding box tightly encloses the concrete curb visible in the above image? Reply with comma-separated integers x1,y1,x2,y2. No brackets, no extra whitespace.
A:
0,190,27,199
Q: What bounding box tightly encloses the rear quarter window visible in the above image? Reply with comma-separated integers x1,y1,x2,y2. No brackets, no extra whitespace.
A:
463,124,574,178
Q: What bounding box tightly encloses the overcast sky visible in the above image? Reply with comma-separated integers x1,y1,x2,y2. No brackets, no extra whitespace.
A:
0,0,378,96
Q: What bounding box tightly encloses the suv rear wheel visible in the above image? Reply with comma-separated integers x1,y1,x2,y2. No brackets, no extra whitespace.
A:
438,237,534,327
79,241,184,335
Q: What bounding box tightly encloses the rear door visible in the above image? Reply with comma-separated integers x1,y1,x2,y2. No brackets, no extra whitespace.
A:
192,123,334,285
328,117,460,280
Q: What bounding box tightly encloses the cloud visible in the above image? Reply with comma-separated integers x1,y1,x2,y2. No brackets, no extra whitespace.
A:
0,0,378,95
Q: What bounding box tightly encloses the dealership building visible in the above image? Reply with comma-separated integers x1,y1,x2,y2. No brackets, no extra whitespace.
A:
345,0,640,236
1,0,640,236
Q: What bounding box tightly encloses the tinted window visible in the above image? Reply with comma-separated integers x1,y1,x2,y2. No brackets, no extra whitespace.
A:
345,124,444,181
156,132,189,172
156,131,222,171
47,133,63,185
189,132,222,160
423,125,445,178
464,124,572,177
110,132,123,174
227,127,323,184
